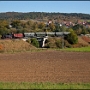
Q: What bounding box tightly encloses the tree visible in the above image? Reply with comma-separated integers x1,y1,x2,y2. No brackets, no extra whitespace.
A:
0,27,10,35
38,22,45,30
11,20,21,29
26,20,34,28
66,28,78,44
32,22,38,31
72,24,82,35
55,24,67,32
81,26,88,34
0,20,10,35
55,24,60,32
48,23,56,32
0,20,9,28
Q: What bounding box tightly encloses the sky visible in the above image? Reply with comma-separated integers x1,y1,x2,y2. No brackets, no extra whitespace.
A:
0,1,90,14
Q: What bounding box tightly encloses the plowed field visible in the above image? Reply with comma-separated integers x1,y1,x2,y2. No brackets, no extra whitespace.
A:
0,51,90,83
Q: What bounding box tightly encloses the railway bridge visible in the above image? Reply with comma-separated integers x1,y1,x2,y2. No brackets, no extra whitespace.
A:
1,32,70,48
24,32,70,47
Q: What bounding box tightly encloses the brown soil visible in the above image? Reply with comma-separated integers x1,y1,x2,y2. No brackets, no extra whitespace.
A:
0,50,90,83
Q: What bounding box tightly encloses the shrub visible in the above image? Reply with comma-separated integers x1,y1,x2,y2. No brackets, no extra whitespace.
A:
31,38,39,48
66,29,78,44
64,40,72,48
44,37,57,48
55,40,62,48
44,37,63,48
26,38,31,44
45,42,57,48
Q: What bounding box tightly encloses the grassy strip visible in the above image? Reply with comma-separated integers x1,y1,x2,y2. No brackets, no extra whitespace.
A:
1,46,90,54
62,46,90,52
36,46,90,52
0,82,90,89
39,46,90,52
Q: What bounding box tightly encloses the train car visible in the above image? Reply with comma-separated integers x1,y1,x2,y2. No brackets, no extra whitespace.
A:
1,34,12,39
63,32,70,35
24,33,35,38
55,32,63,37
12,33,24,38
35,32,47,37
46,32,55,37
55,32,70,37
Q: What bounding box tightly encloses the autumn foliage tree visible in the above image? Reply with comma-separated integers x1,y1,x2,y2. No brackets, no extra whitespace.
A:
38,22,45,30
48,23,56,32
0,20,10,35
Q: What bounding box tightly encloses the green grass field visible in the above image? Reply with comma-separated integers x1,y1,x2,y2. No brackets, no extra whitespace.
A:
62,46,90,52
0,82,90,89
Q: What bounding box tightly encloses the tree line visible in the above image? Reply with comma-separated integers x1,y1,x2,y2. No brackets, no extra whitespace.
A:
0,12,90,20
0,19,90,35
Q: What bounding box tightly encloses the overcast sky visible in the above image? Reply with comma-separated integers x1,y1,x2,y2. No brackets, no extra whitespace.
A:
0,1,90,14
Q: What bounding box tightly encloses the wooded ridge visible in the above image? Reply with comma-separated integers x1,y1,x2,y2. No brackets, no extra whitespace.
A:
0,12,90,20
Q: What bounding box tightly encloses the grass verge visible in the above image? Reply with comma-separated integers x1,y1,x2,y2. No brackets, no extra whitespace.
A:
0,82,90,89
36,46,90,52
62,46,90,52
1,46,90,54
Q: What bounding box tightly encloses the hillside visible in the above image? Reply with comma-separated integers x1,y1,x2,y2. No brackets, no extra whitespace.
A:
78,36,90,46
81,36,90,43
0,12,90,22
0,39,36,53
